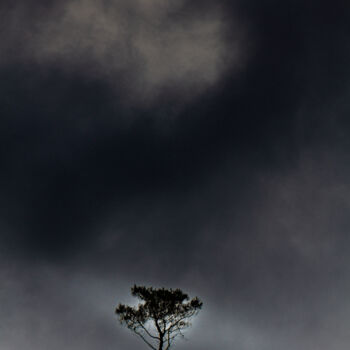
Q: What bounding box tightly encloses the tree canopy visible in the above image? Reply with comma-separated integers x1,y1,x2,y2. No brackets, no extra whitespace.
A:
115,285,203,350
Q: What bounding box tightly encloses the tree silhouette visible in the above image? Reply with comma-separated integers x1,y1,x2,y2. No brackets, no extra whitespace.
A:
115,285,203,350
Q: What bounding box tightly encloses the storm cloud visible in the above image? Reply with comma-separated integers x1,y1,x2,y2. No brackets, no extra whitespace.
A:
1,1,350,350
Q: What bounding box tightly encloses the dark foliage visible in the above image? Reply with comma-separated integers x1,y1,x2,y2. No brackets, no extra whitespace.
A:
116,285,203,350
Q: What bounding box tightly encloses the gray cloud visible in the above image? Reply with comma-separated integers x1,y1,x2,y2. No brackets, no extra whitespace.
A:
3,147,350,350
1,0,245,105
2,1,350,350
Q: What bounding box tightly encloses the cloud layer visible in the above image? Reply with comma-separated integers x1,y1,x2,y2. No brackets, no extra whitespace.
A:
1,0,242,104
1,0,350,349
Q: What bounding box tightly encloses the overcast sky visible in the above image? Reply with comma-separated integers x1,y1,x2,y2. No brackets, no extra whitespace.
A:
1,1,350,349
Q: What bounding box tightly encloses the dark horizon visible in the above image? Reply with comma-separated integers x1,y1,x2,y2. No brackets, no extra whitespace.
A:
1,1,350,349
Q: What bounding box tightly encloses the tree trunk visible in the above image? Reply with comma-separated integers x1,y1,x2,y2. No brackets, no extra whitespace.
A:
158,337,164,350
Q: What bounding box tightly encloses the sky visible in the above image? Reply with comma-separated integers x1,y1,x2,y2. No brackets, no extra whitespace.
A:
1,1,350,349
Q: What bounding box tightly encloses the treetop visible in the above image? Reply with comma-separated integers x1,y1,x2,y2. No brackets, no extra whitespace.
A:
115,285,202,350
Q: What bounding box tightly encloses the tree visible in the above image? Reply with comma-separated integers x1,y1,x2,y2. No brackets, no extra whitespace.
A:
115,285,203,350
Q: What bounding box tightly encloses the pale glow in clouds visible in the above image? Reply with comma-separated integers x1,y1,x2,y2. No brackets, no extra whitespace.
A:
2,0,245,103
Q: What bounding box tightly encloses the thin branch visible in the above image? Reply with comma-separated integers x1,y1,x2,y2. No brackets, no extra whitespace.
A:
166,314,191,333
136,320,159,340
165,328,172,350
133,328,157,350
154,318,164,338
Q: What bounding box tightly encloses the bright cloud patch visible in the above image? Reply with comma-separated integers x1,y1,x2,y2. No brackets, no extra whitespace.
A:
2,0,244,103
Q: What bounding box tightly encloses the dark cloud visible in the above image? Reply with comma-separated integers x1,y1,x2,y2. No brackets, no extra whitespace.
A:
1,1,350,349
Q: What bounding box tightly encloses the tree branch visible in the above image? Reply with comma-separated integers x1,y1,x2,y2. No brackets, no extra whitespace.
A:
136,320,159,340
133,328,157,350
